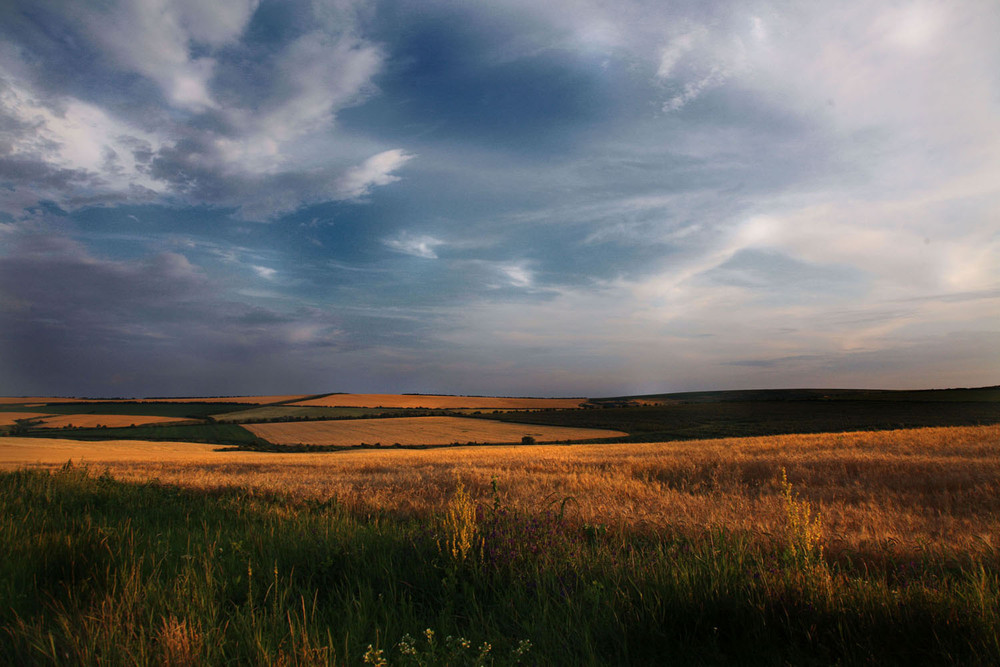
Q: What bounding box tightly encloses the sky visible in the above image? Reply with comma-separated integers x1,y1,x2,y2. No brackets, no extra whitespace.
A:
0,0,997,398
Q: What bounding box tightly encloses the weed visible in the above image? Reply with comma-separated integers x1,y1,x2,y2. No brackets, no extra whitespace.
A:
442,483,479,563
780,467,824,569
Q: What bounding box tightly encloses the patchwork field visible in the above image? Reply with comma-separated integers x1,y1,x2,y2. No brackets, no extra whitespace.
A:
289,393,586,409
243,415,625,446
33,414,199,429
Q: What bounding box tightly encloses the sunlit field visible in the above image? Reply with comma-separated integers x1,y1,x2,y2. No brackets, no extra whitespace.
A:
243,415,626,447
0,411,53,426
4,424,1000,665
35,414,199,429
6,425,998,557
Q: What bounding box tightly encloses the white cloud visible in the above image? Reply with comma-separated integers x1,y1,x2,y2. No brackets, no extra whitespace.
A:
337,149,416,200
500,264,533,288
73,0,259,110
251,265,277,280
656,28,704,79
384,233,445,259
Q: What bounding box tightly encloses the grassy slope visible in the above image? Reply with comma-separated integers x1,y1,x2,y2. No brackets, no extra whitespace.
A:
2,466,998,665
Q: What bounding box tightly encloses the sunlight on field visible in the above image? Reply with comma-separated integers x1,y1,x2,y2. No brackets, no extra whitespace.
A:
3,425,997,557
0,412,54,426
243,415,625,446
0,395,311,406
289,393,586,409
0,438,222,464
35,414,200,429
0,397,94,404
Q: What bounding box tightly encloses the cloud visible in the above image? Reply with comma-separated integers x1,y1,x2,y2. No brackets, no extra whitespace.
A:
337,149,416,200
384,232,445,259
70,0,259,110
251,265,277,280
500,263,533,288
0,0,401,220
0,231,369,396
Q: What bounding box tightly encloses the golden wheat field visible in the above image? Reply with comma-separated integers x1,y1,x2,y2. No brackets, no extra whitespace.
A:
0,397,96,405
34,414,200,429
288,393,586,409
0,412,54,425
243,415,625,446
4,424,998,557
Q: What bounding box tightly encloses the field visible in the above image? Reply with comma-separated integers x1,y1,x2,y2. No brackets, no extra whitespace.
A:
0,401,253,419
0,437,222,465
289,393,587,409
483,398,1000,441
34,414,199,429
18,423,266,447
0,396,99,404
4,425,996,555
3,424,1000,664
212,405,421,423
123,394,314,404
0,412,53,426
243,416,626,447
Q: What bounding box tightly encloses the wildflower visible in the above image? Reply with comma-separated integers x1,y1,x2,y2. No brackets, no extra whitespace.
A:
363,644,387,666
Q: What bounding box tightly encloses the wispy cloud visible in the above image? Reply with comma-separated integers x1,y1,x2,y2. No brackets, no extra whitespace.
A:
337,149,416,200
384,233,446,259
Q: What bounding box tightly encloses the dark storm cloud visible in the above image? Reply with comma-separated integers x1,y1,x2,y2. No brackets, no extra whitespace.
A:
0,232,410,396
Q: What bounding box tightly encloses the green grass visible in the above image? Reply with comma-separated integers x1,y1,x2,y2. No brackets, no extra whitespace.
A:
19,423,268,447
2,466,998,665
481,399,1000,442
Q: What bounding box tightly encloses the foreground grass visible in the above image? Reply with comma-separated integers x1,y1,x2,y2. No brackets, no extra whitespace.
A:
3,465,999,665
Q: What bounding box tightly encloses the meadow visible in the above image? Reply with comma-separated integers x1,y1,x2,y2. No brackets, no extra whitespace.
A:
3,424,999,664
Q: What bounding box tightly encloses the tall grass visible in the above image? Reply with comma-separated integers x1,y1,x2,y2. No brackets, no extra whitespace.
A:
2,463,999,665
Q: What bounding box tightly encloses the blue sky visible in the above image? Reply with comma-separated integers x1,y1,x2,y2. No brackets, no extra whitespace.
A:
0,0,997,398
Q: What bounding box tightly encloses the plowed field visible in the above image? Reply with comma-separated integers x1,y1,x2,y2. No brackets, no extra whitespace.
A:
289,393,586,409
244,415,623,446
